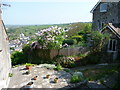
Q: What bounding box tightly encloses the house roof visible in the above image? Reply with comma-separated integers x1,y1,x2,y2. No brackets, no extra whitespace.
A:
90,0,101,13
101,23,120,39
90,0,120,13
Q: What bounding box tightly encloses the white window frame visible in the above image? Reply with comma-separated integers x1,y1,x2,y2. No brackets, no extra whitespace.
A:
107,39,117,52
100,3,108,12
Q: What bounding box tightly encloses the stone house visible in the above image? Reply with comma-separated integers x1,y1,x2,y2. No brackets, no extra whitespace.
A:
91,0,120,61
0,9,11,89
91,0,120,31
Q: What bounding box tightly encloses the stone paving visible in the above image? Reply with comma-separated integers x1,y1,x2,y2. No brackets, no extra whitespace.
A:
8,64,119,89
8,65,86,89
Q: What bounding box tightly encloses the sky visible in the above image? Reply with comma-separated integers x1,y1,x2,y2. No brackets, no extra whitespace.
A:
1,0,98,25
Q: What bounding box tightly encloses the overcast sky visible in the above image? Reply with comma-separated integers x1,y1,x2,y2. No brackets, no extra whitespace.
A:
1,0,98,25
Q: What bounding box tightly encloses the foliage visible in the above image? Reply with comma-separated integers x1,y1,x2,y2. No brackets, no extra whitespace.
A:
11,51,27,65
22,44,31,62
8,73,13,77
70,75,80,83
78,41,87,47
54,64,63,71
70,72,84,83
25,63,33,66
71,35,83,43
90,31,110,52
66,23,92,47
62,39,77,45
67,22,92,37
77,53,88,59
37,26,66,49
64,69,70,72
54,56,76,68
78,30,86,35
82,64,119,81
77,52,101,66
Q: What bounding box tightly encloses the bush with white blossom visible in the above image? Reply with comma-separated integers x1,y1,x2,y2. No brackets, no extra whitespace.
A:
37,26,66,49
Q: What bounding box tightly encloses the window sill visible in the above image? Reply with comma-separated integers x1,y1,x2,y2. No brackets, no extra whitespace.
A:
107,51,117,53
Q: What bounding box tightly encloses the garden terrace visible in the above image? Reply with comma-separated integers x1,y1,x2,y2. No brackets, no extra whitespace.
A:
8,63,120,89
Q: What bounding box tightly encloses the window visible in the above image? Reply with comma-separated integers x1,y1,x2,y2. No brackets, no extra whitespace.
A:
100,3,108,12
98,21,104,30
108,39,117,52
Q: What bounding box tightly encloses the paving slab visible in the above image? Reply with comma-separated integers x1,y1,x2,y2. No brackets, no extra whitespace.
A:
8,65,85,89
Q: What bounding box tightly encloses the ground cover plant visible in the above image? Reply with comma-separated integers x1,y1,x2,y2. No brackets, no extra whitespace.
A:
81,64,119,81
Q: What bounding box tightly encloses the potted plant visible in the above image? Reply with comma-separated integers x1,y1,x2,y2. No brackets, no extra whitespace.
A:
46,74,50,79
54,77,58,83
33,76,38,80
26,70,30,75
25,82,34,88
25,63,33,70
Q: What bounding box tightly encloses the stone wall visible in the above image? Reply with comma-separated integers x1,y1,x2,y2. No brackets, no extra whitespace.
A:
0,19,11,89
92,2,120,30
102,28,120,62
29,46,89,64
118,2,120,24
50,47,89,59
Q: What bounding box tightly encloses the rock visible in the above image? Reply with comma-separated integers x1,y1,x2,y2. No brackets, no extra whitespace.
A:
73,72,84,80
73,72,83,77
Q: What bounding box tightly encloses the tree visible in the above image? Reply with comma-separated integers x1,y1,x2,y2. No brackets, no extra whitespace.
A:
90,31,110,52
37,26,66,49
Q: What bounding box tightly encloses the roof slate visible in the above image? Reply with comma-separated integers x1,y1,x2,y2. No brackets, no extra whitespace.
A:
101,23,120,39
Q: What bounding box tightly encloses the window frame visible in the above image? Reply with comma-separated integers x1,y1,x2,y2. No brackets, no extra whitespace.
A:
100,3,108,12
107,39,117,52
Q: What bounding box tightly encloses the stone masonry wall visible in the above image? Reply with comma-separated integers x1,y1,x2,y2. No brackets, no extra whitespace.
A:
0,19,11,89
92,2,119,30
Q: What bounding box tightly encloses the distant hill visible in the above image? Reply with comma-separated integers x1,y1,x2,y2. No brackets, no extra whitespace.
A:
6,23,70,40
6,22,92,40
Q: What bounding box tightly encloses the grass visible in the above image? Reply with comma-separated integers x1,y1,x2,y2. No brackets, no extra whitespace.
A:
81,64,119,81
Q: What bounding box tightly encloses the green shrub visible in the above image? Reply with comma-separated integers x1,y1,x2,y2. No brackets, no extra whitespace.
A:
78,41,87,47
64,69,70,72
72,35,83,43
70,72,84,83
70,75,80,83
11,51,27,65
79,52,101,65
62,39,77,45
54,56,76,68
54,64,63,71
78,30,86,35
90,31,110,52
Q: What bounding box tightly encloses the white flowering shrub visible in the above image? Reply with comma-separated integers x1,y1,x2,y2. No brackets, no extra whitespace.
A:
37,26,65,49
